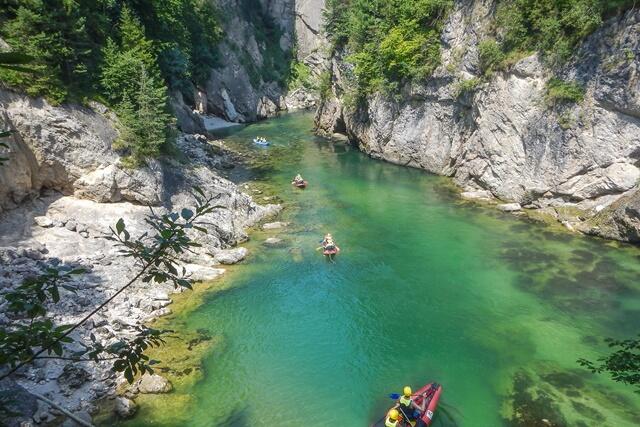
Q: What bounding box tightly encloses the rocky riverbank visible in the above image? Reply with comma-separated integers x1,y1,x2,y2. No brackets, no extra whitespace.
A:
0,89,280,425
316,4,640,244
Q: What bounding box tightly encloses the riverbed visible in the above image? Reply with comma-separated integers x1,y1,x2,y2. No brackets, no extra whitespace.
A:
116,112,640,426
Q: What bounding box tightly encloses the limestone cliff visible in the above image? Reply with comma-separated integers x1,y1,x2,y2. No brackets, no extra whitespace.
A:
176,0,326,131
316,2,640,243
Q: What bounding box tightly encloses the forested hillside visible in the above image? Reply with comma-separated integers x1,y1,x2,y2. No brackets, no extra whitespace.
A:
0,0,222,164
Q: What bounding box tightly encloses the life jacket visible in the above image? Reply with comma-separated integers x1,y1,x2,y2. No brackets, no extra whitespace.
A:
385,417,399,427
399,395,412,408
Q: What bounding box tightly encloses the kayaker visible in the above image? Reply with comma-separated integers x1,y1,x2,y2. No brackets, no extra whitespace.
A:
292,173,304,184
385,409,400,427
397,386,427,421
321,233,336,250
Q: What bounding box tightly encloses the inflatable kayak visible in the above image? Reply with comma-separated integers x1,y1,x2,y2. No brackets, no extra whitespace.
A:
253,138,270,146
293,180,307,189
374,383,442,427
323,245,340,256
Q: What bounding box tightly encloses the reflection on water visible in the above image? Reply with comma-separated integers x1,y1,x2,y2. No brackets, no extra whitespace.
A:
116,113,640,427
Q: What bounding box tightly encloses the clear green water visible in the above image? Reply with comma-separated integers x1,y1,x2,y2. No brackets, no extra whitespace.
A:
120,113,640,426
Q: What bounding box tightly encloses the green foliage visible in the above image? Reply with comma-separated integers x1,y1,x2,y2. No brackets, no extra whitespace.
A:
318,71,333,100
478,39,507,75
454,77,482,97
0,0,221,109
0,189,219,384
486,0,637,69
288,61,315,91
101,8,174,164
578,335,640,393
238,0,293,88
323,0,453,97
545,78,585,105
323,0,351,50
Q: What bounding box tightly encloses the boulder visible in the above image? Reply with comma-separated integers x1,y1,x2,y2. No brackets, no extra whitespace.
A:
263,237,284,247
497,203,522,212
134,374,172,394
213,247,248,265
34,216,54,228
57,364,91,394
65,220,77,232
262,221,288,230
460,191,493,201
181,264,225,281
114,397,138,419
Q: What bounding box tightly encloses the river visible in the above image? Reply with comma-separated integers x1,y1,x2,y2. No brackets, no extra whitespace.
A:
116,112,640,426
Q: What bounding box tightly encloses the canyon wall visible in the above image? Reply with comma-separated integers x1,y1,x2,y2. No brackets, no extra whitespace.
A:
316,1,640,243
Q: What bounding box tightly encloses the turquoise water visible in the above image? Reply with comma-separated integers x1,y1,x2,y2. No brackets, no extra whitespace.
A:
122,113,640,426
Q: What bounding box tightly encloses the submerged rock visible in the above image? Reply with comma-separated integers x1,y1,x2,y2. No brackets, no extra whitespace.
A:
262,221,289,230
115,397,138,419
133,374,172,394
263,237,285,247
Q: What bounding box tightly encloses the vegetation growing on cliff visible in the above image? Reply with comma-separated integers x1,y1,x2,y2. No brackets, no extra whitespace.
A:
483,0,637,71
323,0,453,97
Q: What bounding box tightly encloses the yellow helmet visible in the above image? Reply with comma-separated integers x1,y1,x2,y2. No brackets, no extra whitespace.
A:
388,409,399,420
403,386,412,397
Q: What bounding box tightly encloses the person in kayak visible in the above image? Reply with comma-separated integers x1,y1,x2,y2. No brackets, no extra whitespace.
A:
396,386,427,422
385,409,401,427
321,233,336,250
292,173,304,185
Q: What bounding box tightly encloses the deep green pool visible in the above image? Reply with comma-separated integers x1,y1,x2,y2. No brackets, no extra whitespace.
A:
122,112,640,426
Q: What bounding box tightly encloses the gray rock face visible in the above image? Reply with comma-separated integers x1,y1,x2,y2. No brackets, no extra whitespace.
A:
170,0,325,131
0,88,280,422
316,5,640,242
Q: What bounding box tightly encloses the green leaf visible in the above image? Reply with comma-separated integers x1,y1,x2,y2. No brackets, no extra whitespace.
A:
116,218,125,235
181,208,194,220
124,366,134,383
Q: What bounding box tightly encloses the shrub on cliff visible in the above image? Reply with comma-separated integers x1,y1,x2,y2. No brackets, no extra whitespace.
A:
486,0,638,68
545,78,585,105
323,0,453,98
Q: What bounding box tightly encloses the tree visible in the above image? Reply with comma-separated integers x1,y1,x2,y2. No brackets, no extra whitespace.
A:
114,65,174,163
101,7,174,165
578,335,640,393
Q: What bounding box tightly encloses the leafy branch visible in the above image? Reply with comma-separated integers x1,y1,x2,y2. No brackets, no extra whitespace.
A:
578,334,640,393
0,187,222,383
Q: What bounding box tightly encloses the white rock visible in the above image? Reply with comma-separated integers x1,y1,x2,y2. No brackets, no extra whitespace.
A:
460,191,493,201
34,216,54,228
262,221,288,230
214,247,248,264
497,203,522,212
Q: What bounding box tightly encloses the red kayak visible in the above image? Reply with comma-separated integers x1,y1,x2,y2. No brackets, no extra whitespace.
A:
374,383,442,427
293,180,307,189
323,245,340,256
